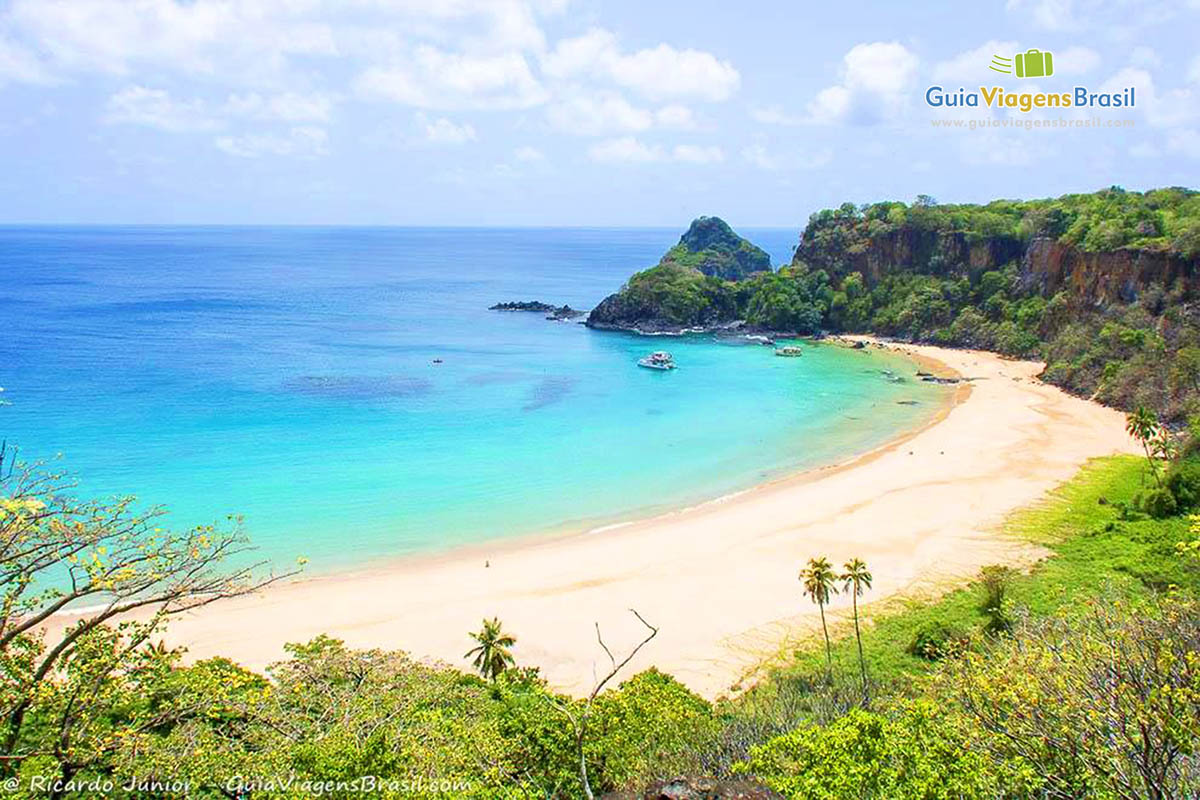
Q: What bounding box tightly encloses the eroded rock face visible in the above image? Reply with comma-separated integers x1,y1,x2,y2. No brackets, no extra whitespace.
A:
1018,237,1197,304
602,776,783,800
794,227,1023,284
791,225,1198,307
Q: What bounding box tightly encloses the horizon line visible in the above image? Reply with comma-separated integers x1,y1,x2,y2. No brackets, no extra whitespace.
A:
0,221,802,230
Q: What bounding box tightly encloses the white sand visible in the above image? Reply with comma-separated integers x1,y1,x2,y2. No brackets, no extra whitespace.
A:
46,341,1139,698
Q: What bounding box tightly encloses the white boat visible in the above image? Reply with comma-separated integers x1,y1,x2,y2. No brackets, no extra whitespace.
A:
638,351,676,370
774,345,803,357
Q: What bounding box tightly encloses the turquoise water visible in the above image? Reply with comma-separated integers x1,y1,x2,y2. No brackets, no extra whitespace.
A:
0,226,948,573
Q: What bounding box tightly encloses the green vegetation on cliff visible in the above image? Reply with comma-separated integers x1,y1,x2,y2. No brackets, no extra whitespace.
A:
665,215,772,280
588,216,791,331
798,186,1200,260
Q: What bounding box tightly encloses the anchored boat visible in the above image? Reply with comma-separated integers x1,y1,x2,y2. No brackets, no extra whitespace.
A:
637,351,676,370
774,345,803,357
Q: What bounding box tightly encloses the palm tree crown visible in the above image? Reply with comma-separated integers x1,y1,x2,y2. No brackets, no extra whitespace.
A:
465,616,516,681
800,556,838,606
841,558,873,597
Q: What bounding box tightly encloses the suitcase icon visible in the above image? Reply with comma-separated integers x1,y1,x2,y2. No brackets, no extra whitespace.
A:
1014,49,1054,78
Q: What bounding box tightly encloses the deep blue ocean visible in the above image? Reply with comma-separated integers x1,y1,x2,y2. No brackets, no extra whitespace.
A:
0,226,947,573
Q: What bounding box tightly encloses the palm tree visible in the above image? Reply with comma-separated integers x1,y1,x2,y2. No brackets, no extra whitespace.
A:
1126,406,1165,487
841,558,873,701
799,556,838,681
465,617,516,681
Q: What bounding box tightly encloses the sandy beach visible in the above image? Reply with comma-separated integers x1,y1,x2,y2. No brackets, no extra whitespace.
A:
48,341,1139,699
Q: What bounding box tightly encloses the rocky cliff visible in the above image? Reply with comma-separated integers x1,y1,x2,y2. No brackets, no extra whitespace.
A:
795,225,1197,307
1017,238,1198,305
794,228,1023,284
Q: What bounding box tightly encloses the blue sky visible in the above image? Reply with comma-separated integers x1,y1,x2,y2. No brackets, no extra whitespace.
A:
0,0,1197,226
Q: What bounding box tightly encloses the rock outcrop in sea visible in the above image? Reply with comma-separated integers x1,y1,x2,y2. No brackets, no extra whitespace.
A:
490,301,585,320
586,216,775,334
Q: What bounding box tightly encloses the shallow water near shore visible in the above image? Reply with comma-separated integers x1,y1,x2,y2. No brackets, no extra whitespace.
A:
0,226,948,573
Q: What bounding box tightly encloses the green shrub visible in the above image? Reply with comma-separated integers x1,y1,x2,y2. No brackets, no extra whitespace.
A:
1137,486,1179,519
732,703,1007,799
978,565,1016,635
1166,458,1200,510
907,623,969,661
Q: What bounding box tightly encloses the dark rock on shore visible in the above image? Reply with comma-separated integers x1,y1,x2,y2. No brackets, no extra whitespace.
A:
545,305,585,320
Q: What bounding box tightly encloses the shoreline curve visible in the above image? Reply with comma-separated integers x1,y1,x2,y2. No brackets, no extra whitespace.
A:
43,339,1138,699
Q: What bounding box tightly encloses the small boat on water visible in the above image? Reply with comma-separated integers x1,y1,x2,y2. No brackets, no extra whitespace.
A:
774,345,803,357
638,351,676,370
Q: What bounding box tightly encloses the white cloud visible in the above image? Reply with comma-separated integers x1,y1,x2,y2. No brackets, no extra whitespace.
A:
547,91,653,135
1005,0,1077,30
0,35,52,84
750,106,804,126
514,145,545,161
418,113,477,144
1100,67,1197,129
588,136,662,163
1,0,337,81
609,43,739,102
671,144,723,163
1055,46,1101,76
655,104,696,129
215,126,328,158
356,47,546,111
104,86,218,132
224,92,334,123
807,85,853,124
741,143,832,170
806,42,918,125
586,137,724,164
543,28,739,102
1005,0,1185,33
742,143,778,170
546,91,696,136
932,41,1021,83
542,28,618,80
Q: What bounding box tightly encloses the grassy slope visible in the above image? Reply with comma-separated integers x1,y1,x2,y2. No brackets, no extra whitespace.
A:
753,454,1193,691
